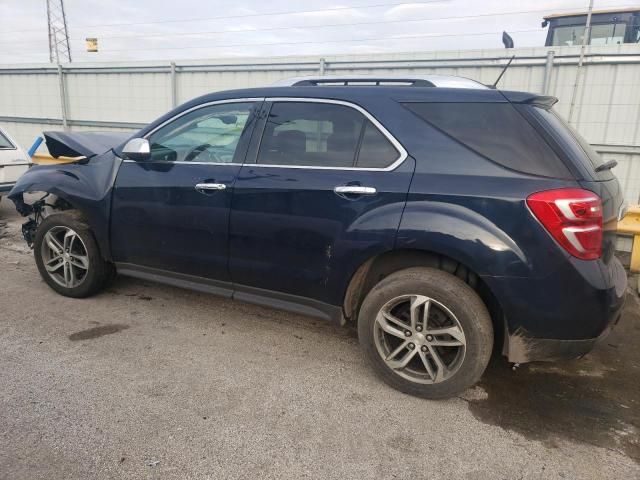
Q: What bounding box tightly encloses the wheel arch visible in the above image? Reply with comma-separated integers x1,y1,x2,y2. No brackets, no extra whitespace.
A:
8,165,114,260
342,248,506,352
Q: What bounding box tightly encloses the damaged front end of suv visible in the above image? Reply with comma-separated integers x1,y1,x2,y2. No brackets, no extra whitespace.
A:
8,131,130,256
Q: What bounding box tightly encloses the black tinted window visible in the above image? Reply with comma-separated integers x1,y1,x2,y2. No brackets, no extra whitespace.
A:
258,102,364,167
404,102,570,178
356,121,399,168
532,107,609,179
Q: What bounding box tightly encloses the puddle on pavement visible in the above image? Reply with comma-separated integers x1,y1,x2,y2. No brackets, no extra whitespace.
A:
68,324,130,341
467,289,640,462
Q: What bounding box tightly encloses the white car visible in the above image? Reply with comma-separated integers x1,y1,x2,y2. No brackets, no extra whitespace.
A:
0,127,31,201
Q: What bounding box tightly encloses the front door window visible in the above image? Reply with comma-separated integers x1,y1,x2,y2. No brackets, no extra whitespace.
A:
148,102,255,163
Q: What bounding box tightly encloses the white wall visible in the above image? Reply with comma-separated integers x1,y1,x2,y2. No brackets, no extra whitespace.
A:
1,44,639,202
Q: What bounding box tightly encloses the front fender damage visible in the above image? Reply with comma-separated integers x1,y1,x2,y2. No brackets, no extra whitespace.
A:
8,152,122,258
9,191,71,247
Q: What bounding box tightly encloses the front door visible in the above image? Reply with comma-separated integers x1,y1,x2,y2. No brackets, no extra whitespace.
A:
111,100,260,283
229,99,414,307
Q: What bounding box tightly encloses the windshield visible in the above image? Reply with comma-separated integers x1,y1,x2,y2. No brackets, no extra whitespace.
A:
551,23,627,46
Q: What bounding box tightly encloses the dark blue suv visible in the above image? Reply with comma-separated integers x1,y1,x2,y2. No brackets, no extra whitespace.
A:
10,75,627,399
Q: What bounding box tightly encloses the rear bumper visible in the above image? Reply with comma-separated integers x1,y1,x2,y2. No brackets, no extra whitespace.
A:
503,312,622,363
485,255,627,363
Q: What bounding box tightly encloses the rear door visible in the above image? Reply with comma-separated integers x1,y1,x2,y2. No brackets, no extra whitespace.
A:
111,100,261,283
228,98,415,308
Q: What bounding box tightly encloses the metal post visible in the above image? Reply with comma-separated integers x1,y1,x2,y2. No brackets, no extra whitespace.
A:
46,1,54,63
319,58,326,76
57,63,68,130
567,0,594,124
170,62,177,108
542,50,555,95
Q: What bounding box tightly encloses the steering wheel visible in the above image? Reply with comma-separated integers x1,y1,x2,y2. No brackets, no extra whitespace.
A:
183,143,225,163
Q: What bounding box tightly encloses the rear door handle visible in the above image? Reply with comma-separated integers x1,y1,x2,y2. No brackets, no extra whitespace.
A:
195,183,226,193
334,185,377,195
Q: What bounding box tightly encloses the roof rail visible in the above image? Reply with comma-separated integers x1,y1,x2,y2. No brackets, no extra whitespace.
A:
291,78,435,87
272,75,488,90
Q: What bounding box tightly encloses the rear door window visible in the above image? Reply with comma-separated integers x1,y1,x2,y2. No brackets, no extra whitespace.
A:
403,102,571,178
257,101,400,169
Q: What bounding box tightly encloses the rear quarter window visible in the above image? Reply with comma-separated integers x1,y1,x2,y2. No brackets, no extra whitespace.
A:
403,102,572,178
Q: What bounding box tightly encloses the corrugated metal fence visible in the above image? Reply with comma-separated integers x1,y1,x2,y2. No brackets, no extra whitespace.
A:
1,44,639,202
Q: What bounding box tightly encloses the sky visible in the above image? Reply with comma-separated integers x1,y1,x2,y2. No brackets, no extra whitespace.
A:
0,0,632,64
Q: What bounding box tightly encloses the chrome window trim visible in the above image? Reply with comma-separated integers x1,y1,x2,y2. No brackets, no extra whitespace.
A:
122,159,242,165
251,97,408,172
127,96,408,171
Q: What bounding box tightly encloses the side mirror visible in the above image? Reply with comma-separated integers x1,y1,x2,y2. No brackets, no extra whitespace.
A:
121,138,150,161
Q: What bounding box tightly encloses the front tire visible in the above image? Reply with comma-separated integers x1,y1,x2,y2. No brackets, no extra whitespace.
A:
358,267,493,399
34,211,111,298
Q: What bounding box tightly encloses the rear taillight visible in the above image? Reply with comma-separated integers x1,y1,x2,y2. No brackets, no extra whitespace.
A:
526,188,602,260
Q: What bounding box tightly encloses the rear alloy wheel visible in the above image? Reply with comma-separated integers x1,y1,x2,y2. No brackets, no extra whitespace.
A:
34,211,112,298
358,267,493,399
374,294,466,384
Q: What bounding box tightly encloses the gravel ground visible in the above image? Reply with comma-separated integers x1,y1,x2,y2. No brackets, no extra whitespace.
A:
0,198,638,479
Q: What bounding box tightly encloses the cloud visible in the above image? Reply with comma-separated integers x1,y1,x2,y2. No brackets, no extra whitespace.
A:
383,2,449,21
0,0,631,63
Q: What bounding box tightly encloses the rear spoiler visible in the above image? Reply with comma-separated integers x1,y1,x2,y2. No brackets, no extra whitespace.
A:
500,91,558,109
43,131,131,158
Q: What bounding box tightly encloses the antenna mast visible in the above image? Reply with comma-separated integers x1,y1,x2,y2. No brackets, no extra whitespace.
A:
46,0,72,63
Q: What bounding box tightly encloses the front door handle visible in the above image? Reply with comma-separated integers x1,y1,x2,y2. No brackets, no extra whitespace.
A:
195,183,226,193
334,185,377,195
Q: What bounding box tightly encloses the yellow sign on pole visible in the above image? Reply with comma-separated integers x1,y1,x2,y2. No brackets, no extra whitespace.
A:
85,38,98,52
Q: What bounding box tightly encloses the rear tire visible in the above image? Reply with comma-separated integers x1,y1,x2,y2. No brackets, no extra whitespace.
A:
34,211,111,298
358,267,493,399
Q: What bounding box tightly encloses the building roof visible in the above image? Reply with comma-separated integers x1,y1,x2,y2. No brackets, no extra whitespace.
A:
544,7,640,20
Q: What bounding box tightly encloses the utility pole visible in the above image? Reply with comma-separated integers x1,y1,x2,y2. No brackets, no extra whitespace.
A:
46,0,72,63
567,0,594,124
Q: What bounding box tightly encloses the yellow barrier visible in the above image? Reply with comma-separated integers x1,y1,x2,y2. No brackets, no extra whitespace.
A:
618,205,640,273
31,153,81,165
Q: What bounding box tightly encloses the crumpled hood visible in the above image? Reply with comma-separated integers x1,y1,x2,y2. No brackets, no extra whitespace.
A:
44,131,131,158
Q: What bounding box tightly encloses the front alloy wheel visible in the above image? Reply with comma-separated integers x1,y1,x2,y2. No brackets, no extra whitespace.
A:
34,211,113,298
40,226,90,288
